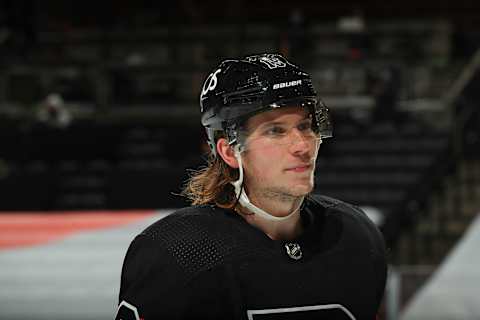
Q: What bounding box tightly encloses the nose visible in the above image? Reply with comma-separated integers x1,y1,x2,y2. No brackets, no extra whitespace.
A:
288,128,313,155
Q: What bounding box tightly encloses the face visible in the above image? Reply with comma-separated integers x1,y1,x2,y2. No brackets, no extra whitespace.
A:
239,106,321,204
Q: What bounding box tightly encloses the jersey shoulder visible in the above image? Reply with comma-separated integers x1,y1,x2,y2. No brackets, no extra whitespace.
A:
308,193,375,227
118,206,228,319
307,193,386,255
308,194,389,304
132,205,255,280
140,205,222,239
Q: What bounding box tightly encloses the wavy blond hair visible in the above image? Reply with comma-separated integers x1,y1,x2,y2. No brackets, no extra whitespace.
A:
181,149,239,209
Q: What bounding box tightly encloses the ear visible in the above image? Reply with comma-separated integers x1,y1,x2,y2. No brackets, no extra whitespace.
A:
216,138,239,169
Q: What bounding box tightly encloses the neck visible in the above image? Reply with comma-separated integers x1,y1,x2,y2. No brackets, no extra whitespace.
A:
236,197,304,240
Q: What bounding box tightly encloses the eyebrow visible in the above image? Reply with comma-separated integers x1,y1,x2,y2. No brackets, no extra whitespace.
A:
254,117,311,131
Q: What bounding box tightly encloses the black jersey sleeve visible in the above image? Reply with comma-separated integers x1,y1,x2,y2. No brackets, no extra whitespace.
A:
347,203,388,311
309,194,388,312
116,234,190,320
115,207,241,320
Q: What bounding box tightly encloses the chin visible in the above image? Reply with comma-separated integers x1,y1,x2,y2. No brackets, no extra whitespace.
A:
289,184,314,197
290,176,314,195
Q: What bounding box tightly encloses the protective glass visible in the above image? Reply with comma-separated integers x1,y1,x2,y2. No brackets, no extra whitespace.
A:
235,108,325,153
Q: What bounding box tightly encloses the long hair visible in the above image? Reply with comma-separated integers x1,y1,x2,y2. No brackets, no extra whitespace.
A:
181,152,239,209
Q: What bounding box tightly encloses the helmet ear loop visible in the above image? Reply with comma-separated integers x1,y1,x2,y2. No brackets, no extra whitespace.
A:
230,144,249,212
231,144,245,202
231,145,254,216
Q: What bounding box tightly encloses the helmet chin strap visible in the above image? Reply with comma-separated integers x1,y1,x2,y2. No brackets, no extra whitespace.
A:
230,146,303,222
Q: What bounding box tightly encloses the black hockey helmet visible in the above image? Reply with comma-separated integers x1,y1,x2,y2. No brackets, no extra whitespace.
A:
200,53,332,156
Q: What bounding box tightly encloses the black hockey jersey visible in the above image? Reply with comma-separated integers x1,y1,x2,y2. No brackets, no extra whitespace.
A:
116,194,387,320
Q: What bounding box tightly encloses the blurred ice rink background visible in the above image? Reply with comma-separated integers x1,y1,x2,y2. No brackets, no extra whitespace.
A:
0,211,170,320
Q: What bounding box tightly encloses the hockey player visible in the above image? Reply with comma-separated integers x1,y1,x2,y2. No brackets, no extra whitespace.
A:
116,53,387,320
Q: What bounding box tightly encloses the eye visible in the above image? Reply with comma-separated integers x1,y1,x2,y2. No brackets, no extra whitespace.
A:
297,120,313,132
265,125,286,136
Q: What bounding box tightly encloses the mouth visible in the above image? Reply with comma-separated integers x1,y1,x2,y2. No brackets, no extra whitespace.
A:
286,164,312,173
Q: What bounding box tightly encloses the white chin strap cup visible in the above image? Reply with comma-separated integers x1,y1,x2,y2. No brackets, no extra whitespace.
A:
230,146,302,222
